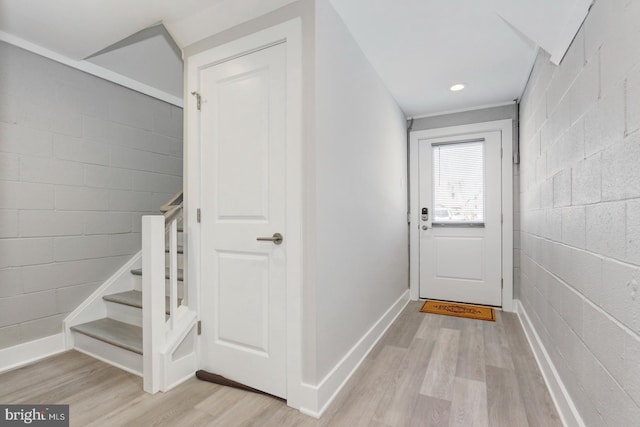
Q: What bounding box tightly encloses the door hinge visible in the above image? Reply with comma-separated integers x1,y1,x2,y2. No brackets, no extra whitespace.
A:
501,147,503,158
197,208,201,223
501,213,503,224
501,278,504,289
191,91,201,111
197,320,202,335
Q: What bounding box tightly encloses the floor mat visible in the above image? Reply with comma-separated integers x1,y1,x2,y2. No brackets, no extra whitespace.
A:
420,300,496,321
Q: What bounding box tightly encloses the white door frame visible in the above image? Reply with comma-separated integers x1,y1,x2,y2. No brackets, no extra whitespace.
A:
185,19,304,407
409,119,514,312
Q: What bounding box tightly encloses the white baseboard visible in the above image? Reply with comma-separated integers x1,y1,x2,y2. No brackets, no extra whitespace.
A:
514,300,585,427
0,333,66,374
299,290,410,418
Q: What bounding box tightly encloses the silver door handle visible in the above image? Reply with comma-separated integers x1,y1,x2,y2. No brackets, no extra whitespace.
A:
257,233,283,245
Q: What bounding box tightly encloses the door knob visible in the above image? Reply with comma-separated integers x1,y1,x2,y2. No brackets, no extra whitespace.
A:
422,225,429,230
257,233,283,245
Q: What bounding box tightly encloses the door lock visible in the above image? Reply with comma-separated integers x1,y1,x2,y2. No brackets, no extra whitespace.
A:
421,207,429,221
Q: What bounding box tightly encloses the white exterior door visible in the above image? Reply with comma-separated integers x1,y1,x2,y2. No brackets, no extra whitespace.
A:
418,131,503,306
198,43,287,398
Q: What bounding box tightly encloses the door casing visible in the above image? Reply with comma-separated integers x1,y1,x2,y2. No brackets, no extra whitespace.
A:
185,19,304,407
409,120,514,311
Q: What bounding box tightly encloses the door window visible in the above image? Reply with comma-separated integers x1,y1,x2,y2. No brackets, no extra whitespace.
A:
432,140,485,226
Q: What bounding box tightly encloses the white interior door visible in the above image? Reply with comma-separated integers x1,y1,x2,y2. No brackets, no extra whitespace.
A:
418,131,502,306
199,42,287,398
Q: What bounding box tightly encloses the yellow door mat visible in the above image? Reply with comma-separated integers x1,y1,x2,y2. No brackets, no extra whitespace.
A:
420,300,496,322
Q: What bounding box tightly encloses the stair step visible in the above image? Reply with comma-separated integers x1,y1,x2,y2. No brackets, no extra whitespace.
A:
131,268,184,281
71,318,142,355
103,290,180,315
103,290,143,309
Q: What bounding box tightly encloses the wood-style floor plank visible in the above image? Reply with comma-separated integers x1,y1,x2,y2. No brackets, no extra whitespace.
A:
0,351,96,402
66,371,143,426
86,377,217,427
415,312,444,340
483,311,515,370
368,301,424,359
455,319,486,382
420,328,461,400
501,312,563,427
323,345,406,427
485,365,530,427
408,395,451,427
258,404,322,427
448,377,488,427
372,337,435,426
207,393,282,427
0,303,562,427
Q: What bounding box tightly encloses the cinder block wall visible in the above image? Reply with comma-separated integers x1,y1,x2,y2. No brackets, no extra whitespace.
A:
0,42,183,349
518,1,640,424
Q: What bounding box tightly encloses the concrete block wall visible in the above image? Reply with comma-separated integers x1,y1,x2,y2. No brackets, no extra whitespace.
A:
518,1,640,424
0,42,183,350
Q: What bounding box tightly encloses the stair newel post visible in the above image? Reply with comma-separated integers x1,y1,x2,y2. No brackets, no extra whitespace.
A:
142,215,166,394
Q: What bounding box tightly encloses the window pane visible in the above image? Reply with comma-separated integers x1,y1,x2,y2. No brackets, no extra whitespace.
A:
432,141,484,224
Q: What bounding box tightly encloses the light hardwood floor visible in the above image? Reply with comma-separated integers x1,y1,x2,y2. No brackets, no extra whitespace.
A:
0,301,562,426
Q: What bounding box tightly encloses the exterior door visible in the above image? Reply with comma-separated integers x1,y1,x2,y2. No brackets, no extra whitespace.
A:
418,131,502,306
199,43,287,398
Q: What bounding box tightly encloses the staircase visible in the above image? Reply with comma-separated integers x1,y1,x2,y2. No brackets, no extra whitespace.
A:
64,193,198,392
69,228,184,375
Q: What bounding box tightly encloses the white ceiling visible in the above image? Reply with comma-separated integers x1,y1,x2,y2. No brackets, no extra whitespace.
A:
0,0,591,117
86,25,184,99
329,0,537,117
329,0,591,117
0,0,219,60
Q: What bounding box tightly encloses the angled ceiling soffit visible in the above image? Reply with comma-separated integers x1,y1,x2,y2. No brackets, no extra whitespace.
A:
490,0,593,65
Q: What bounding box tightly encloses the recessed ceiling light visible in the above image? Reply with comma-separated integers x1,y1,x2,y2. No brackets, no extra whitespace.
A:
450,84,465,92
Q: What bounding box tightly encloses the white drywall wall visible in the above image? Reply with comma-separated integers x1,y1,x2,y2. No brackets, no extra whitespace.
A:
314,0,408,381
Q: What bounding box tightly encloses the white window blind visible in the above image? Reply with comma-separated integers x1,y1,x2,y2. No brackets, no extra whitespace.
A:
432,140,485,224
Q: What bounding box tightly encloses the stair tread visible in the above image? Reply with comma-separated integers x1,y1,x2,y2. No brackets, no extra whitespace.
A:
103,290,143,308
71,318,142,355
103,290,180,315
131,268,184,281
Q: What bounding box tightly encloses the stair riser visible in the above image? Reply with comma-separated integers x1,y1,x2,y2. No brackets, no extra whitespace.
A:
165,252,184,269
126,276,185,299
72,332,142,376
165,290,185,304
167,232,184,247
132,275,142,292
105,301,142,327
165,282,185,300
